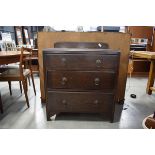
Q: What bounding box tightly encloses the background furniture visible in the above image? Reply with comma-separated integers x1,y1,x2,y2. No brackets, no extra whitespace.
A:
0,51,24,110
22,27,30,45
14,26,24,45
31,49,39,74
0,48,36,110
97,26,120,32
127,26,154,51
127,26,154,74
130,51,155,94
43,48,120,122
38,32,130,104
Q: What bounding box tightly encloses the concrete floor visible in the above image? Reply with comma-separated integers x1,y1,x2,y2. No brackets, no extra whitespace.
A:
0,75,155,129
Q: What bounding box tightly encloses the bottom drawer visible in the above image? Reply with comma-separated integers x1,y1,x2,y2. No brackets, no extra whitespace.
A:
47,91,115,113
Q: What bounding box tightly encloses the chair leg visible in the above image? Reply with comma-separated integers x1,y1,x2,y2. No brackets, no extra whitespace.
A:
30,74,36,95
0,92,3,113
8,81,12,96
28,76,31,86
25,78,28,92
19,81,22,94
22,79,30,108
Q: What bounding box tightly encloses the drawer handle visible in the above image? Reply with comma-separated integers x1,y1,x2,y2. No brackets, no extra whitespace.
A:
61,57,66,64
62,99,67,104
94,78,100,86
61,77,68,85
94,100,99,106
96,59,102,67
62,99,67,106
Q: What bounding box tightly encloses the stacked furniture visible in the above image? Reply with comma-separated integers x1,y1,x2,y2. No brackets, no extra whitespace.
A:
43,48,120,122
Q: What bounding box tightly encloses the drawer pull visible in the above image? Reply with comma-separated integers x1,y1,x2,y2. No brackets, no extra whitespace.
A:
62,99,67,104
94,100,99,106
94,78,100,86
96,59,102,67
61,77,68,85
61,57,66,64
62,99,67,107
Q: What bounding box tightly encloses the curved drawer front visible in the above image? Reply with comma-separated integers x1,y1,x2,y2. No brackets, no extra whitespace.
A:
44,54,119,70
47,91,114,113
47,71,116,91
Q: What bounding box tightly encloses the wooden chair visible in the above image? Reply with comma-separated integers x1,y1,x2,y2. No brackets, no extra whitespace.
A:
0,44,26,95
0,66,23,95
0,47,36,108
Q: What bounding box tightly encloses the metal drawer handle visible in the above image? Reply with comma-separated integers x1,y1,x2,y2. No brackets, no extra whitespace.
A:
61,57,66,64
61,77,67,85
94,100,99,106
96,59,101,67
62,99,67,106
94,78,100,86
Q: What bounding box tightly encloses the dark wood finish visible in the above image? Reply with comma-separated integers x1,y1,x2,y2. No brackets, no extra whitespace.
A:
43,48,120,122
44,53,118,70
47,71,116,92
38,32,130,104
47,91,113,113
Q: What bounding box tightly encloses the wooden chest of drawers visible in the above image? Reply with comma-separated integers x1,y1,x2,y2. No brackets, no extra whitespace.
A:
43,48,120,122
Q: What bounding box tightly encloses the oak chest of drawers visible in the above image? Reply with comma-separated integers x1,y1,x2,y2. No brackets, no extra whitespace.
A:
43,48,120,122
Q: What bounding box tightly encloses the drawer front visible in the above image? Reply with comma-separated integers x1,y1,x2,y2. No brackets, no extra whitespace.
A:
44,54,119,70
47,71,116,91
47,91,114,113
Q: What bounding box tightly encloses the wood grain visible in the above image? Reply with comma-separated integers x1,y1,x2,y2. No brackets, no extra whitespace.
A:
38,32,130,103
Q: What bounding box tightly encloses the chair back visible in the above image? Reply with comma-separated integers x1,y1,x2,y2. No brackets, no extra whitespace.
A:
20,47,32,76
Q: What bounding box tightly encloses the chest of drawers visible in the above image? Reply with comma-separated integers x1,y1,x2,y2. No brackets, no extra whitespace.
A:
43,48,120,122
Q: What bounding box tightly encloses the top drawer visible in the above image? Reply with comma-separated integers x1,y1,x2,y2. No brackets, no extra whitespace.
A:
44,54,119,70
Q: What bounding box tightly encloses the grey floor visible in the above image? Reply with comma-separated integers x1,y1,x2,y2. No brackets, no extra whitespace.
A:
0,75,155,129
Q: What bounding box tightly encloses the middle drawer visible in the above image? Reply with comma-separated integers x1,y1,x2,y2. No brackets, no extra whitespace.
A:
47,71,116,91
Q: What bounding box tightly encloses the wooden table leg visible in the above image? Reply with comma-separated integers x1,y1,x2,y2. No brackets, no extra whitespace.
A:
0,91,3,113
146,61,155,95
